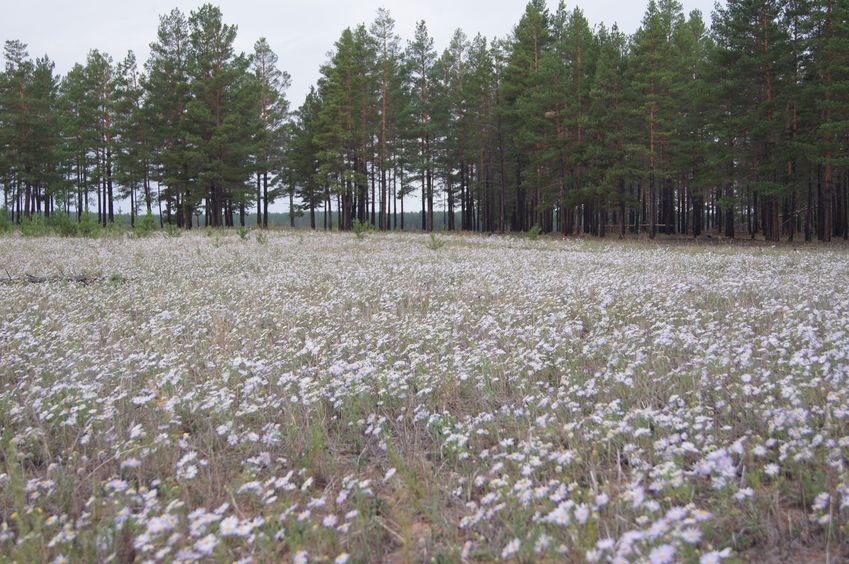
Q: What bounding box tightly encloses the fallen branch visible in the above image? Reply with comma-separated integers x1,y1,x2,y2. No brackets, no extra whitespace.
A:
0,273,130,286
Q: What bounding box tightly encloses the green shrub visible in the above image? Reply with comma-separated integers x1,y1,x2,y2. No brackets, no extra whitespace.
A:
352,219,373,239
20,216,49,237
426,232,447,250
165,223,181,238
256,230,268,245
47,213,78,237
135,213,157,237
77,212,99,237
0,209,12,234
238,226,250,241
527,224,543,241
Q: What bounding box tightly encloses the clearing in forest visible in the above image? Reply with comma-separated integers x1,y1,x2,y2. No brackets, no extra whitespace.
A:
1,232,848,562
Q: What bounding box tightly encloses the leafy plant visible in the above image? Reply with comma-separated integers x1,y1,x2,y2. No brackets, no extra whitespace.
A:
527,224,543,241
426,232,447,250
19,216,49,237
239,226,250,241
256,231,268,245
0,209,10,234
135,213,157,237
47,213,78,237
77,213,100,237
352,219,373,239
165,223,181,238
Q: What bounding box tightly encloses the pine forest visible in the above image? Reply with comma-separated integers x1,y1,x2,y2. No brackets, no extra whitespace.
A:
1,0,848,241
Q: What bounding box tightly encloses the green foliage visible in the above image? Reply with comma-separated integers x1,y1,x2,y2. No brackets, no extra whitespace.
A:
527,224,543,241
0,210,12,234
77,213,99,237
256,230,268,245
238,226,250,240
0,2,847,243
425,232,447,250
135,213,157,237
165,223,181,238
19,216,49,237
47,213,78,237
352,219,373,239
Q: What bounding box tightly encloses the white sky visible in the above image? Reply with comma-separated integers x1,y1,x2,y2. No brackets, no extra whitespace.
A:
3,0,717,109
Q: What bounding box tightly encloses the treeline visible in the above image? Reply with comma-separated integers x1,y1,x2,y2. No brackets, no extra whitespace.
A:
2,1,848,241
0,5,289,230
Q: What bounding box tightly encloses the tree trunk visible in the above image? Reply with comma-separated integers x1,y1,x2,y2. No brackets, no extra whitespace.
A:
724,182,734,238
263,171,269,229
107,148,114,223
257,174,262,227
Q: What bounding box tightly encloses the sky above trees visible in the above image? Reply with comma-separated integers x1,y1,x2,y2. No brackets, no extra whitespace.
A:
1,0,716,107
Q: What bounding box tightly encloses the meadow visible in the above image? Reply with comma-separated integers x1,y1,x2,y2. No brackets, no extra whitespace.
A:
1,231,848,563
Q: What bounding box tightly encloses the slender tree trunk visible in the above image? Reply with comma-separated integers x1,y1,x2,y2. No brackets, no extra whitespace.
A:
144,163,152,214
724,182,734,238
97,152,103,226
421,163,426,231
619,178,626,239
263,171,269,229
257,174,262,227
823,164,833,242
290,188,296,228
392,166,397,230
107,148,114,223
426,135,433,232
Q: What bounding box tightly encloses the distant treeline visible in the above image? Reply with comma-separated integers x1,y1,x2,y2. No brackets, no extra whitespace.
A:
175,211,465,231
1,1,847,241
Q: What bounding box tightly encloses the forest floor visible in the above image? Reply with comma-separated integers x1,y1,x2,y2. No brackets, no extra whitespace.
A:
1,230,848,563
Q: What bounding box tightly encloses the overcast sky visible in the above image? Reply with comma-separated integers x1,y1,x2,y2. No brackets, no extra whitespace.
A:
4,0,718,109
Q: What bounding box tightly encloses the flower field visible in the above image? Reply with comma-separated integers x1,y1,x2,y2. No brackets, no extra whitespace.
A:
1,231,848,563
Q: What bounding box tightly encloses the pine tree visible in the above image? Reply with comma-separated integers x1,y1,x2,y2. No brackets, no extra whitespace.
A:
185,4,257,228
1,40,35,222
83,50,116,226
430,29,464,231
0,64,8,215
252,37,290,228
711,0,793,241
501,0,553,231
113,51,152,225
145,8,193,227
29,56,62,218
291,87,324,229
370,8,402,230
808,0,849,240
587,24,634,238
59,63,97,219
315,27,374,230
406,21,438,231
630,0,685,238
668,11,711,238
551,5,598,235
464,34,496,232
